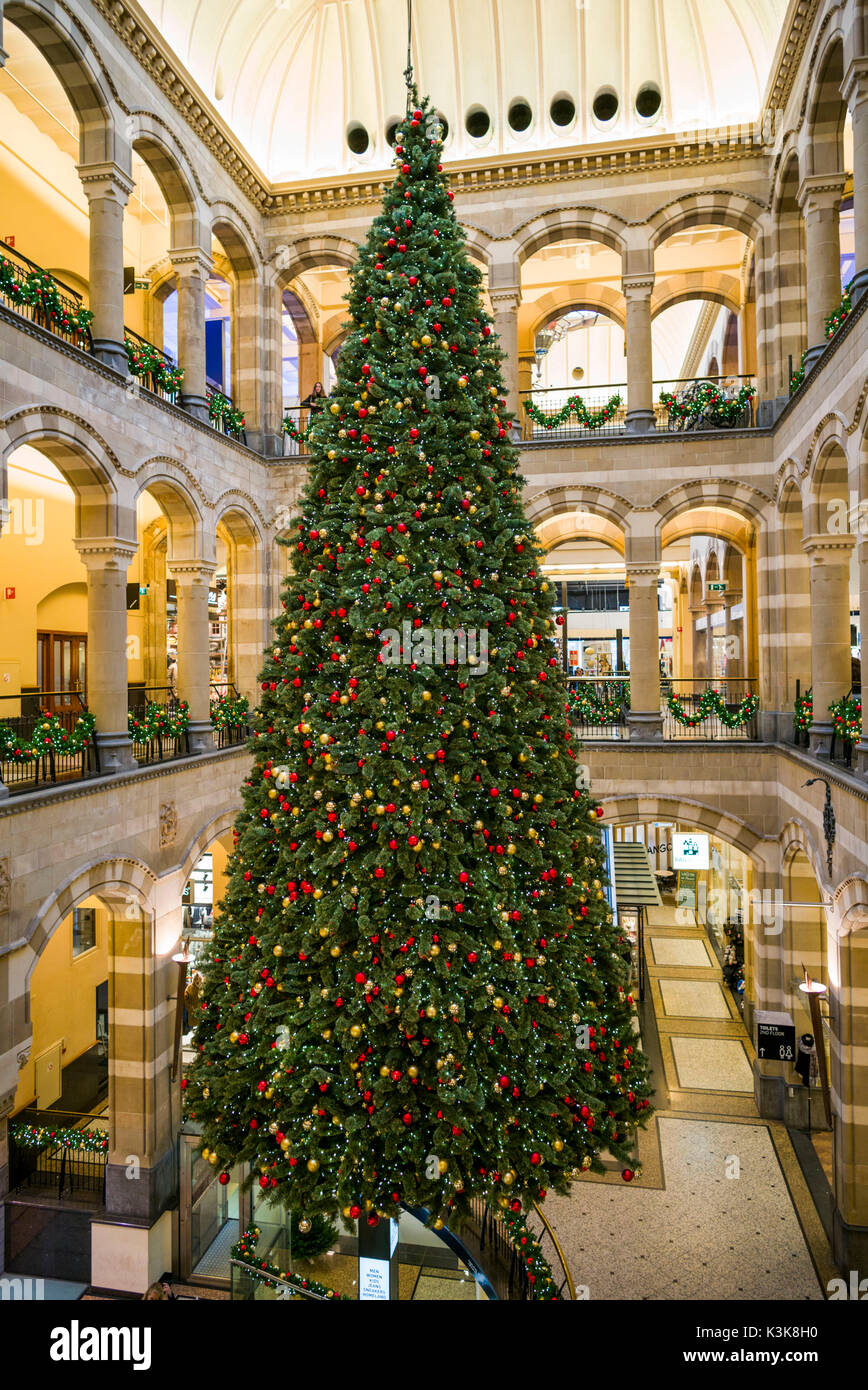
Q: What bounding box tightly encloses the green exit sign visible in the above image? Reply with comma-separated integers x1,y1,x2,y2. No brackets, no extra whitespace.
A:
707,582,727,592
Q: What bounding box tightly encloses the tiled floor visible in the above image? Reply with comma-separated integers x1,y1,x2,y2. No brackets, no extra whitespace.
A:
671,1036,755,1092
545,1118,825,1300
542,902,835,1300
650,937,717,968
659,978,732,1019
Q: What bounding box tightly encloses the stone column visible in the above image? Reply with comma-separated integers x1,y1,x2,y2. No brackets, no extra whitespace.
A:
228,538,261,705
103,902,176,1224
829,913,868,1274
804,534,856,757
843,61,868,304
75,539,138,773
622,275,656,434
77,162,134,376
167,560,217,754
490,287,521,422
626,562,663,739
798,175,847,368
170,248,212,421
856,532,868,775
518,353,535,439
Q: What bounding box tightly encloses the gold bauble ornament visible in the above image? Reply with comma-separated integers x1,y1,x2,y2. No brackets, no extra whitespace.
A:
306,1159,320,1173
298,1219,311,1234
349,1024,363,1038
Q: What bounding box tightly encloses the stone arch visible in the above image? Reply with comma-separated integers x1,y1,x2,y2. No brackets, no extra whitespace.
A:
601,794,766,864
647,192,764,250
4,0,121,166
460,224,494,272
523,484,632,534
805,30,848,178
22,856,157,985
513,207,628,265
133,465,206,563
322,320,351,359
274,235,359,283
1,408,125,540
526,286,626,340
130,117,205,247
215,500,264,702
805,433,851,536
651,272,743,321
177,810,239,886
653,480,770,542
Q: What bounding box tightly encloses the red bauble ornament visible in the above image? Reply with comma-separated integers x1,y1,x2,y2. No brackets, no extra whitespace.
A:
219,1172,230,1185
621,1168,635,1183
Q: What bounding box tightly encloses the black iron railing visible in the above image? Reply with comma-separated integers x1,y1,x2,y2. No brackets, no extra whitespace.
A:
124,327,183,401
9,1109,108,1203
0,691,99,793
567,676,630,741
663,677,759,741
0,243,93,352
520,374,757,441
829,686,861,768
207,385,247,441
209,682,250,749
128,685,191,764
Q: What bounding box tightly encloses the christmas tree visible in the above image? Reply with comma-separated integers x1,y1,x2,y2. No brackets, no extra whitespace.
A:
186,93,652,1233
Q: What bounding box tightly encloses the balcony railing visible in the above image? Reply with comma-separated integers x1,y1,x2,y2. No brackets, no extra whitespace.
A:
0,691,99,793
282,404,314,456
520,374,757,441
566,675,759,741
0,243,93,352
663,677,759,741
9,1108,108,1205
128,685,191,765
207,385,247,442
124,327,183,402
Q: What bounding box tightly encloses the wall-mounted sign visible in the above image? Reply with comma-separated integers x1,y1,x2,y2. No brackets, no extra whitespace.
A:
755,1010,796,1063
672,832,709,870
4,588,14,600
707,581,727,593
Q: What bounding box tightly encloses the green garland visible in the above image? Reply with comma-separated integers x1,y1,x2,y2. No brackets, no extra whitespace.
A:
231,1226,349,1300
523,393,623,432
825,282,853,340
128,700,189,743
282,414,309,445
794,689,813,733
568,683,629,725
499,1204,562,1300
210,392,246,436
660,382,756,426
667,689,759,728
210,693,250,730
0,256,94,344
125,337,184,396
10,1121,109,1154
830,694,862,744
0,711,96,763
790,350,809,395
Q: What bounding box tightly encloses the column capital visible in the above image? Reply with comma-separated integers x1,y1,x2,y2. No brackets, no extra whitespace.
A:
621,273,655,301
166,559,218,582
489,287,521,314
625,561,661,584
797,173,848,216
76,160,135,206
841,57,868,111
169,246,213,279
803,533,857,560
74,537,138,569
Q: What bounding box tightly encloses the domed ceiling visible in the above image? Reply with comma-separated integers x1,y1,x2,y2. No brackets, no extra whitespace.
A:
137,0,789,182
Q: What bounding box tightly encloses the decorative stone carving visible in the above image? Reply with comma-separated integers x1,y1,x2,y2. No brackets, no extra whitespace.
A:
16,1043,31,1071
160,803,179,848
0,859,10,914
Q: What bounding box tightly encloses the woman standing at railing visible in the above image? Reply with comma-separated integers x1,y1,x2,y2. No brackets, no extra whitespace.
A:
300,380,327,422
